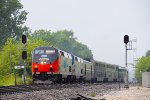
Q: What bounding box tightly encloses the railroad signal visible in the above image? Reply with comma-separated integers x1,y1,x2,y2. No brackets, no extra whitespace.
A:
21,34,27,85
22,35,27,44
124,35,129,44
22,51,27,60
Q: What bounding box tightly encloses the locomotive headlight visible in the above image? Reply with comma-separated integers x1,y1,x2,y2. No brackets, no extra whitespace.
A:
41,61,44,64
41,61,46,64
50,65,52,68
35,65,37,68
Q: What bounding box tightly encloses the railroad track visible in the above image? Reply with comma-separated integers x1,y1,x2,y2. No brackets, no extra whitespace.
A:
0,83,84,95
0,83,124,96
0,83,127,100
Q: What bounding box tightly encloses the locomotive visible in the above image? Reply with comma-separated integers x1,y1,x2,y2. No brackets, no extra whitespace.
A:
32,46,127,83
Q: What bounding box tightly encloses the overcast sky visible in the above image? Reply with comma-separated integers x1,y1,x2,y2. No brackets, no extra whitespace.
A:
21,0,150,67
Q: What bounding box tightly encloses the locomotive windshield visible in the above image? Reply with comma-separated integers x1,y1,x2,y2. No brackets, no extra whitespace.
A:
33,47,58,63
45,50,55,54
35,50,45,55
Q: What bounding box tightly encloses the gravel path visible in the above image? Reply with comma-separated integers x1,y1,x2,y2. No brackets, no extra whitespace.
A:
95,86,150,100
0,83,120,100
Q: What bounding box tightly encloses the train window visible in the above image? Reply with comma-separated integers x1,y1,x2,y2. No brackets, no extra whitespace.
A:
85,64,86,75
95,63,98,66
69,66,71,72
60,51,64,56
91,66,92,76
81,69,83,74
35,50,44,54
104,72,106,77
68,54,72,60
67,54,69,58
75,57,78,61
102,64,104,67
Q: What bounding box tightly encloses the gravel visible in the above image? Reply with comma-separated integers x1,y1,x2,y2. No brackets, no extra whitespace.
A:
0,83,125,100
96,86,150,100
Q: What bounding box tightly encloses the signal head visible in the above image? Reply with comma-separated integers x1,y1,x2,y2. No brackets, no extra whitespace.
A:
22,35,27,44
124,35,129,44
22,51,27,60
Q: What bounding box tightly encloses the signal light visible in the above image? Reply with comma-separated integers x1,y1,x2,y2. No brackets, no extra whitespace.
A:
22,51,27,59
124,35,129,44
22,35,27,44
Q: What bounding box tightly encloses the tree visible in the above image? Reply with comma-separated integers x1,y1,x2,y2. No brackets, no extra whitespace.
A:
135,56,150,82
31,29,93,59
0,0,28,48
31,29,53,46
145,50,150,57
135,50,150,82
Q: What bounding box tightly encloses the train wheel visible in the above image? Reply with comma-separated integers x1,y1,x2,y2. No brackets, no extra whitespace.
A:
56,74,62,83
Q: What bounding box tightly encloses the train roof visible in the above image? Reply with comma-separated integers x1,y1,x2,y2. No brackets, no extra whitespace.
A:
94,60,122,68
94,60,115,66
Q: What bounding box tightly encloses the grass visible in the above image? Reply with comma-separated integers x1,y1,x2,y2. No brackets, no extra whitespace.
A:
0,74,32,86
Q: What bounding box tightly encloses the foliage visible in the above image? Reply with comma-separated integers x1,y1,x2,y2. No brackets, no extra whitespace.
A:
0,74,32,86
0,37,48,85
0,74,14,86
31,29,93,59
145,50,150,57
135,56,150,82
0,38,20,76
0,0,28,48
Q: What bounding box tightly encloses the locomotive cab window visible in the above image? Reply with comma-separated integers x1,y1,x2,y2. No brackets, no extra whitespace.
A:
34,50,44,54
46,50,55,54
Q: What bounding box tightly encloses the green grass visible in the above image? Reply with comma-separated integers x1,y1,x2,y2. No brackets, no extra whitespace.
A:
0,74,32,86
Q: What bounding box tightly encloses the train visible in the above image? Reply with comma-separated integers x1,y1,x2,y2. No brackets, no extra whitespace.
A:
31,46,127,83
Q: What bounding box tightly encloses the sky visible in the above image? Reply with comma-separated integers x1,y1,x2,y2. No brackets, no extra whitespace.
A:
21,0,150,67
